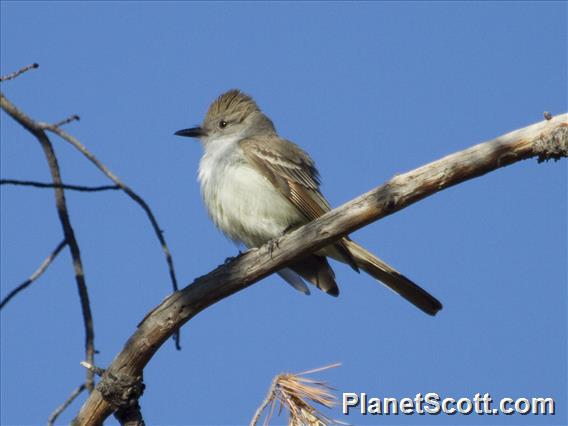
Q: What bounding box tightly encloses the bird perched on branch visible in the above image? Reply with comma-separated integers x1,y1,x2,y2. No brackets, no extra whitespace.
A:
176,89,442,315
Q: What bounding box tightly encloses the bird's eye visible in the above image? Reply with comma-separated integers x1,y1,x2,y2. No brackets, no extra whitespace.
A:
219,120,227,129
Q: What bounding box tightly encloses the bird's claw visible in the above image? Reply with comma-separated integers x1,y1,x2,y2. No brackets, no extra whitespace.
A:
267,239,280,260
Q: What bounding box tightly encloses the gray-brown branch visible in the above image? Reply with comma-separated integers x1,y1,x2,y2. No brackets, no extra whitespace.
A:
40,122,181,349
0,92,96,391
41,124,180,296
73,114,567,425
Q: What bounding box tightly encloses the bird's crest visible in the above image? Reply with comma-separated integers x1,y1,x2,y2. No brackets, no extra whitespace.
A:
205,89,260,123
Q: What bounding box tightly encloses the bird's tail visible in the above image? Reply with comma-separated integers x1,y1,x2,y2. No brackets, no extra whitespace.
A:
342,240,443,316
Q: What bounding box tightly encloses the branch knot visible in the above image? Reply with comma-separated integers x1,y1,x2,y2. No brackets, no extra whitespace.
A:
535,125,568,163
96,371,145,411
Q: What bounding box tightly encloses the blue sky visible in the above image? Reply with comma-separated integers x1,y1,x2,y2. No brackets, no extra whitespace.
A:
1,2,566,425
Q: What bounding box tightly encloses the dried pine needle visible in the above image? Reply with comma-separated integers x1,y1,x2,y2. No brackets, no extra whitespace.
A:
250,363,347,426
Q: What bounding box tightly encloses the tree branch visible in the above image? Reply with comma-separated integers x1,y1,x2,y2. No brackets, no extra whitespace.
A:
41,121,182,348
0,239,67,309
1,179,120,192
0,91,96,391
40,123,180,295
1,66,179,311
48,384,87,426
73,114,567,424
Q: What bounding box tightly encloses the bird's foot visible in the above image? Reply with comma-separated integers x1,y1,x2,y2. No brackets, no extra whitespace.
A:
266,226,296,259
267,239,280,260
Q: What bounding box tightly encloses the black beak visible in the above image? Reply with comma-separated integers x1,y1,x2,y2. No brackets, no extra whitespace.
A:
174,127,207,138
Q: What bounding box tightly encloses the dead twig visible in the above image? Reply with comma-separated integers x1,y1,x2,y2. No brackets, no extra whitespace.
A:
39,121,182,349
2,63,180,348
80,361,106,377
251,376,278,426
40,123,179,293
0,239,67,309
48,384,87,426
0,62,38,82
1,179,120,192
0,91,96,391
53,114,80,128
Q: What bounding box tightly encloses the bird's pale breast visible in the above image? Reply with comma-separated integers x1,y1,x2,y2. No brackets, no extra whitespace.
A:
198,139,303,247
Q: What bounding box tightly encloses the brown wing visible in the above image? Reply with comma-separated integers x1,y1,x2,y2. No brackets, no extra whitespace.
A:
239,136,359,271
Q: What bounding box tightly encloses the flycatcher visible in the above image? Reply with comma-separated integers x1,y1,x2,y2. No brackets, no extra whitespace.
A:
176,90,442,315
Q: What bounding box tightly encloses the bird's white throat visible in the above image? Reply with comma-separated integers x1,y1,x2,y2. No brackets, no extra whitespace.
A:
198,135,303,248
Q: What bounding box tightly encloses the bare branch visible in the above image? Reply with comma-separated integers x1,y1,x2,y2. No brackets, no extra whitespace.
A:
41,121,182,348
40,122,180,299
1,91,96,391
48,384,87,426
0,239,67,309
0,63,38,82
73,114,567,424
1,179,120,192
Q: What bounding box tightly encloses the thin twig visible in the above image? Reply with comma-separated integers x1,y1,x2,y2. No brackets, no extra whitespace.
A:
48,384,87,426
40,123,179,292
0,239,67,309
1,179,120,192
1,92,96,391
53,114,80,128
250,376,278,426
41,123,181,348
0,63,38,82
80,361,106,377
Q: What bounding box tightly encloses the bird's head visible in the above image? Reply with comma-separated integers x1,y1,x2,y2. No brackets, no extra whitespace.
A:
175,89,275,144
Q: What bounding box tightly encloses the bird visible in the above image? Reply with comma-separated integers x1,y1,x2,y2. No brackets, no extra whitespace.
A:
175,89,442,315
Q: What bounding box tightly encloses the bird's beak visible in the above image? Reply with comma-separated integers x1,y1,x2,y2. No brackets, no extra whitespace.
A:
174,126,207,138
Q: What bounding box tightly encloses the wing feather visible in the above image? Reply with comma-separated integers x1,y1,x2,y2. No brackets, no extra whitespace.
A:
240,136,358,271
